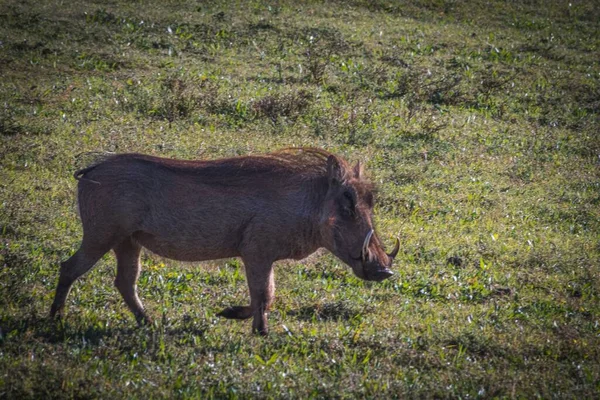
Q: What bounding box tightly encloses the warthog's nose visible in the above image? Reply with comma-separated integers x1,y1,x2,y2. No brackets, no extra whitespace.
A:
366,268,394,282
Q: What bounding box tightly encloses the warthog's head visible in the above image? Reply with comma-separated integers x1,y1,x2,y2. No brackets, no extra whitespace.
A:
320,155,398,282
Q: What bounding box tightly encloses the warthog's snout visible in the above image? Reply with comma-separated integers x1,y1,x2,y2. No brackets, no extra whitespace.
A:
354,234,399,282
363,266,394,282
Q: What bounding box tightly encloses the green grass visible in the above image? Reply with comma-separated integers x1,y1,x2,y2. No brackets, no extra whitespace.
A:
1,0,599,398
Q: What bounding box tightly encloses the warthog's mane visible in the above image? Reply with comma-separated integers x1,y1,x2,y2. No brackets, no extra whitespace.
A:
77,148,374,192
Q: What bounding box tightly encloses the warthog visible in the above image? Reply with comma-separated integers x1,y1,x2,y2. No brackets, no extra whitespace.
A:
50,148,398,334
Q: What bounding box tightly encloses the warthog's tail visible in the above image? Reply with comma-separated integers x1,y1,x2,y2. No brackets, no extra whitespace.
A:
74,165,101,185
73,152,116,185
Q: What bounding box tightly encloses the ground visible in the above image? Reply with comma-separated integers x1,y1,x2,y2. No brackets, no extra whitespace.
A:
0,0,599,398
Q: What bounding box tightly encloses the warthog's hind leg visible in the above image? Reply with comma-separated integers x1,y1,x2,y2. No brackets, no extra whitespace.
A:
50,240,111,319
217,305,252,320
113,236,151,325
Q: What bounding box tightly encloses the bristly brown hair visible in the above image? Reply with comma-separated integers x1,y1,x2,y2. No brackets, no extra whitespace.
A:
75,148,375,193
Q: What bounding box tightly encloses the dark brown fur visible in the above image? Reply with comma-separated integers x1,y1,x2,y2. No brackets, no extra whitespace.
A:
50,148,396,334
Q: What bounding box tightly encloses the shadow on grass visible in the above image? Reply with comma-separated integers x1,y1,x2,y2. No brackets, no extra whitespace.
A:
0,314,132,345
288,300,365,322
0,313,208,348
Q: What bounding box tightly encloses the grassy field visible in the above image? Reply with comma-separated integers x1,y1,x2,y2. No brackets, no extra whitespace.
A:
1,0,599,398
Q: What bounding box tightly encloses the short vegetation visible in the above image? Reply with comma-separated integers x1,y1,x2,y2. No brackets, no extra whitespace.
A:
1,0,599,398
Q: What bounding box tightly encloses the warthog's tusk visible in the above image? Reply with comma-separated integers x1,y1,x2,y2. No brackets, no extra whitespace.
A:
362,229,374,262
387,237,400,259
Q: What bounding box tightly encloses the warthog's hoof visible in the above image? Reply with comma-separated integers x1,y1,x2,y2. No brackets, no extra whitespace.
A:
49,305,64,320
135,313,153,326
253,327,269,336
217,306,252,320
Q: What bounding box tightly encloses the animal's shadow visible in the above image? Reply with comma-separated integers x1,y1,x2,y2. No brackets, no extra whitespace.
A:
0,302,366,350
287,301,365,322
0,313,208,349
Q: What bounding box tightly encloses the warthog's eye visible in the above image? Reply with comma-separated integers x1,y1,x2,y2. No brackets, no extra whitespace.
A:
340,191,356,218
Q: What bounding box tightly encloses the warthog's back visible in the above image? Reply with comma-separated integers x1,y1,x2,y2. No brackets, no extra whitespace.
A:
76,150,331,262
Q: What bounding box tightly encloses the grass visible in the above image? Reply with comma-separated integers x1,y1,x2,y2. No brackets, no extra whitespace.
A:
1,0,599,398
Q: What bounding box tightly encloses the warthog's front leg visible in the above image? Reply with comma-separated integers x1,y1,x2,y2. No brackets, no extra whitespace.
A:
241,259,275,335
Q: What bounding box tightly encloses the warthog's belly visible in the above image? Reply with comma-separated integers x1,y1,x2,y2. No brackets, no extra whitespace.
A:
132,231,240,262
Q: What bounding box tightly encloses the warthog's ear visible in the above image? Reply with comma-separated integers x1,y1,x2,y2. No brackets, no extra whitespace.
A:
353,161,363,179
327,155,343,186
